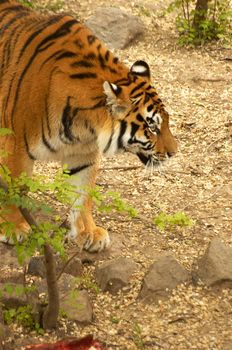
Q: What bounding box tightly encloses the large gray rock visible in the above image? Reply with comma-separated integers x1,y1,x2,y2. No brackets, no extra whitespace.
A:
192,238,232,287
86,7,144,49
28,255,83,279
139,255,191,303
60,290,92,324
28,256,46,278
95,257,137,294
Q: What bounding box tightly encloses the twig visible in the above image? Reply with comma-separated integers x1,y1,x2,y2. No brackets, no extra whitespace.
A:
56,250,80,281
181,184,224,211
100,165,141,171
100,165,190,175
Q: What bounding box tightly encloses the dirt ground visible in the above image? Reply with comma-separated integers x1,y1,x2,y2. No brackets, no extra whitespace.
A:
1,0,232,349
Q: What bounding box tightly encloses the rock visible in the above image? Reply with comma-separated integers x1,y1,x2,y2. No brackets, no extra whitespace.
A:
57,257,83,278
28,256,83,279
28,256,46,278
60,290,92,324
95,257,137,294
86,7,144,49
192,238,232,288
0,245,19,269
36,273,92,324
0,283,38,309
0,271,24,284
139,255,191,303
35,272,77,296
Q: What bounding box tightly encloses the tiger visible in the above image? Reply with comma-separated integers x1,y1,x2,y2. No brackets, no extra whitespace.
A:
0,0,178,252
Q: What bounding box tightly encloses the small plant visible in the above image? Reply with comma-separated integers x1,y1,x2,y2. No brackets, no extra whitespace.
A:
3,306,43,334
154,211,194,231
45,0,65,12
167,0,232,46
18,0,35,8
90,187,138,218
132,323,144,349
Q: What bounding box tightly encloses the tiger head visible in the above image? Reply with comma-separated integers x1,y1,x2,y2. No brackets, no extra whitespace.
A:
103,60,178,167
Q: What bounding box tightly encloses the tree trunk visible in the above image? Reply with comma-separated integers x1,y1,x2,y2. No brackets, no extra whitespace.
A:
42,244,60,329
193,0,209,31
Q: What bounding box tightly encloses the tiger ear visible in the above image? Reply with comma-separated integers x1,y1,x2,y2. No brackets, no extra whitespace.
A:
103,81,122,102
130,60,151,81
103,81,127,117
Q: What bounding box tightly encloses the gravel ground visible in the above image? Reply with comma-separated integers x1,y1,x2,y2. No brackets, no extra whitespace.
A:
1,0,232,349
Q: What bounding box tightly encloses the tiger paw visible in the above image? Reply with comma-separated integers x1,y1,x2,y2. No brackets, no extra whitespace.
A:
0,222,29,245
0,232,25,245
78,227,110,253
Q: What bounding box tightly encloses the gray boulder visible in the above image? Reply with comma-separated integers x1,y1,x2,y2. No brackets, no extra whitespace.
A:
192,238,232,287
86,7,144,49
95,257,137,294
60,290,92,324
139,255,191,303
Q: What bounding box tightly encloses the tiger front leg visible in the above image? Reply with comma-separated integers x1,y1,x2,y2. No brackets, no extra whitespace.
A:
0,145,33,244
66,162,110,252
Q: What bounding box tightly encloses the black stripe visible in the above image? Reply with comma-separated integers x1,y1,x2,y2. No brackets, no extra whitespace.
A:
136,113,144,122
84,120,96,136
147,104,153,112
56,51,76,60
131,92,143,99
39,49,64,70
130,122,140,138
45,93,51,138
118,120,127,149
65,164,92,175
71,60,94,68
87,35,96,45
74,39,84,49
130,82,146,96
136,152,149,165
37,19,77,52
0,10,29,35
17,15,66,62
108,67,117,74
105,50,110,61
61,96,76,142
113,57,119,64
144,92,150,104
69,72,97,79
103,123,114,153
84,53,96,60
24,131,36,160
98,54,105,69
113,80,131,88
10,18,77,127
83,99,105,110
42,121,56,152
